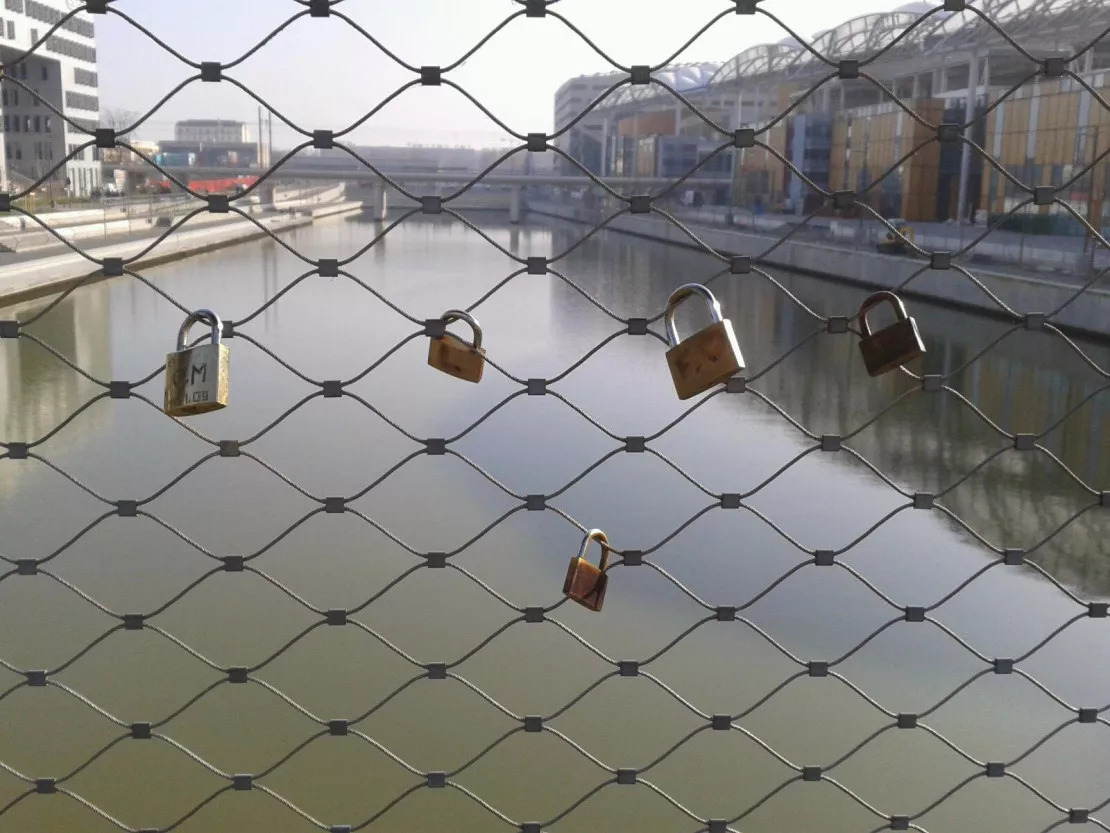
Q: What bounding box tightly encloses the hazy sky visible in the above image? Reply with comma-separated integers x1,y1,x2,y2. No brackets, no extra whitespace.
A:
96,0,902,148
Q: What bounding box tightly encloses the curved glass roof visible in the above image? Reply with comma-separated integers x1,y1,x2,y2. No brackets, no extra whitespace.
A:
595,0,1110,111
608,61,721,107
707,43,802,86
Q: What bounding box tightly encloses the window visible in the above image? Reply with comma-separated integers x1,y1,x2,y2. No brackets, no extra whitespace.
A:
3,0,21,12
29,28,37,44
11,116,18,132
40,64,46,81
33,116,40,133
23,116,30,132
74,68,98,88
64,91,98,111
19,62,27,80
45,34,96,64
6,21,13,39
44,116,50,133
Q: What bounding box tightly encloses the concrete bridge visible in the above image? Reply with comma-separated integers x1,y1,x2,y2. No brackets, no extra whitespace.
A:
108,163,733,224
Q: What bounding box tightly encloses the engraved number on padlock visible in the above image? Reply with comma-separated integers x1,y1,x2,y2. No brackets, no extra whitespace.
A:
664,283,745,400
163,309,230,417
427,309,485,384
563,529,611,612
857,291,926,377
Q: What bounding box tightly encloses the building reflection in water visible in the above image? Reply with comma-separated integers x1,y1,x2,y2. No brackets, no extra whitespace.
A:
546,224,1110,597
0,287,114,499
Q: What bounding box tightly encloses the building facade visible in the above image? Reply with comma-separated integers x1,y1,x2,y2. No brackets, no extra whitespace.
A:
558,0,1110,230
0,0,100,196
552,72,625,176
174,119,251,144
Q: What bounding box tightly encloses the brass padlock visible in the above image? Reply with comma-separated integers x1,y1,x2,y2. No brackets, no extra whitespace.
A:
857,291,926,377
163,309,230,417
563,529,611,612
427,309,485,384
664,283,744,400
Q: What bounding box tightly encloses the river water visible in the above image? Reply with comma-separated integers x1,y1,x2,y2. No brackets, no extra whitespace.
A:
1,214,1108,833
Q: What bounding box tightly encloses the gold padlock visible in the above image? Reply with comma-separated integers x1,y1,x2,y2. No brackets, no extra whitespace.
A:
163,309,230,417
563,529,611,612
427,309,485,384
664,283,744,400
857,291,926,377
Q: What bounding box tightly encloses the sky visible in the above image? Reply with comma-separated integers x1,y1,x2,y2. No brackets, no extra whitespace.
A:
95,0,904,150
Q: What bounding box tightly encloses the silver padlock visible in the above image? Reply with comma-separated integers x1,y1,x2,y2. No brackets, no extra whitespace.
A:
163,309,230,417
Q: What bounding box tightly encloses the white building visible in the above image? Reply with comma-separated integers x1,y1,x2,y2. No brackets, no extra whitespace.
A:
174,119,251,144
0,0,101,197
552,72,624,175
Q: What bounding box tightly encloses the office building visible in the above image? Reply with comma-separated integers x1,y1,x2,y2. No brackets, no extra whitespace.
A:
565,0,1110,229
552,71,626,175
0,0,100,196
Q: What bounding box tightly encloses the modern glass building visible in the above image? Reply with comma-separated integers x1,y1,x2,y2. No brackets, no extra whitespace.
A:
560,0,1110,229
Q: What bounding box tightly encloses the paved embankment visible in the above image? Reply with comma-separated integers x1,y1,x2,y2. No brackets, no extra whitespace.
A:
0,199,361,308
529,200,1110,340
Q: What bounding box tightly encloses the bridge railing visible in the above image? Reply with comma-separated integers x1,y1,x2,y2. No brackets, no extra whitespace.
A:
1,3,1109,833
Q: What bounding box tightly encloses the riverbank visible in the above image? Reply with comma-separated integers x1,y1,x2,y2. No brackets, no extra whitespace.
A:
0,199,361,309
529,200,1110,340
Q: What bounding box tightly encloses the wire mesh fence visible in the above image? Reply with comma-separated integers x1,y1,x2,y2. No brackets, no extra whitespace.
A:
1,1,1109,832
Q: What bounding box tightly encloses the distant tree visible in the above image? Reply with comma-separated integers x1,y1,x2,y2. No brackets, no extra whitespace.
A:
101,108,141,143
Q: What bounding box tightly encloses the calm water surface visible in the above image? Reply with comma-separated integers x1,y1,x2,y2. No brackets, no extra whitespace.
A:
1,214,1108,833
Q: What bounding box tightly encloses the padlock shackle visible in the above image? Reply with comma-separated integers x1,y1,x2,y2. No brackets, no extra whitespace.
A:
177,309,222,351
857,291,909,338
576,529,611,573
664,283,724,347
439,309,482,351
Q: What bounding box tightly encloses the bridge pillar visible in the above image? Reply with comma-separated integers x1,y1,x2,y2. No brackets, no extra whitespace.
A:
509,186,523,224
364,183,387,222
260,182,278,207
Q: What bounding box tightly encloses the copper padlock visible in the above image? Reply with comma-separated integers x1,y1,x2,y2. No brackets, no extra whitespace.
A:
427,309,485,383
163,309,230,417
857,291,926,377
563,529,611,612
664,283,744,400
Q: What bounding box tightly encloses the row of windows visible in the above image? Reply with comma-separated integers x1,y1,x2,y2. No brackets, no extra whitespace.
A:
23,0,95,38
45,34,94,63
2,85,52,107
4,140,54,161
74,67,97,88
0,60,47,82
2,113,52,133
64,90,97,111
67,142,86,161
69,116,96,133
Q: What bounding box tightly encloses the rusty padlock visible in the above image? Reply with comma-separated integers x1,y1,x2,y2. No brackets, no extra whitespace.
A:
163,309,230,417
857,291,925,377
664,283,744,400
427,309,485,383
563,529,611,612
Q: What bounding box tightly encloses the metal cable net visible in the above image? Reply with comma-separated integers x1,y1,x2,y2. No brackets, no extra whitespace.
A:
0,1,1109,832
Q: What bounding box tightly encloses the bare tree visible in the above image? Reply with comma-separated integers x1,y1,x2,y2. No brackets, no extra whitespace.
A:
100,108,141,143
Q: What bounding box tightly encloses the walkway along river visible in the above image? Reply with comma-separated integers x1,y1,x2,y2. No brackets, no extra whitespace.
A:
0,214,1107,833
